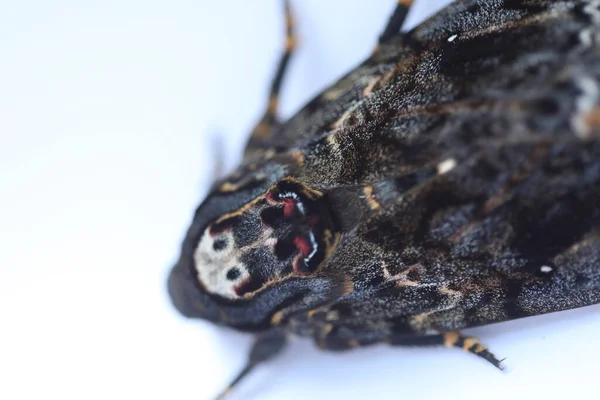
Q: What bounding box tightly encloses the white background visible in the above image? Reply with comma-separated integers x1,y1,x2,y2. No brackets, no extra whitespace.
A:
1,1,599,399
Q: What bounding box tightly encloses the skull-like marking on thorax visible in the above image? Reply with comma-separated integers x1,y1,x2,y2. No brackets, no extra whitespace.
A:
193,178,340,299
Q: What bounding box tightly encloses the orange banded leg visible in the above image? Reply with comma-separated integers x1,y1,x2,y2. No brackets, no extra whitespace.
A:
250,0,296,140
378,0,414,44
392,332,504,370
443,331,504,369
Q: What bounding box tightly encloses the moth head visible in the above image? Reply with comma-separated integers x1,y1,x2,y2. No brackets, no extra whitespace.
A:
195,178,339,299
168,176,344,330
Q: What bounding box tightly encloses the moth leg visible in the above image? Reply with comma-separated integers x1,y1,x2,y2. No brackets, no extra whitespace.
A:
378,0,413,44
393,332,504,370
249,0,296,141
214,330,287,400
443,331,504,370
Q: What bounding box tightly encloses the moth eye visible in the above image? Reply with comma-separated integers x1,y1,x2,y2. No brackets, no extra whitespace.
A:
213,238,228,251
226,267,241,281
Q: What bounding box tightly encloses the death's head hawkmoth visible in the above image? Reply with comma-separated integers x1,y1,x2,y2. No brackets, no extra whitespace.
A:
167,0,600,398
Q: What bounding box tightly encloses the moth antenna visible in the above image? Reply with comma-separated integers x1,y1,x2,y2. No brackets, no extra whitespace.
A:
213,363,254,400
214,330,287,400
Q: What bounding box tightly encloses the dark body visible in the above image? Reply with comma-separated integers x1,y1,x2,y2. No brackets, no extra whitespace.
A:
168,0,600,395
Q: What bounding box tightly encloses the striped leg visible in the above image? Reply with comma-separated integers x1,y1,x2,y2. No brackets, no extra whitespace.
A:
378,0,414,43
392,331,504,370
250,0,296,141
443,331,504,369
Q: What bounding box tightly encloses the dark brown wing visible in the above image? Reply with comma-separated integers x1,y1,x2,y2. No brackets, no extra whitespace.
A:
280,0,600,345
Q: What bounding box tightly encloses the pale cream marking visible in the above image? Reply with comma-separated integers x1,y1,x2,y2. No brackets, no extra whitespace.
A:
571,75,599,138
264,236,278,250
362,76,382,97
236,227,276,254
411,311,434,326
381,262,428,288
583,1,600,25
290,149,305,166
326,311,340,322
540,265,553,273
331,104,358,130
447,34,458,42
409,286,462,331
578,28,595,47
363,186,381,210
195,211,280,299
271,310,284,325
327,132,341,155
219,182,239,192
436,158,457,175
323,87,346,101
194,229,250,299
264,148,277,159
439,286,463,298
578,2,600,49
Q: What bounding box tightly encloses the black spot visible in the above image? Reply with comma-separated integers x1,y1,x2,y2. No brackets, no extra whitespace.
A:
226,267,241,281
275,240,297,260
531,98,560,115
260,207,285,228
406,268,421,282
213,238,227,251
466,3,480,13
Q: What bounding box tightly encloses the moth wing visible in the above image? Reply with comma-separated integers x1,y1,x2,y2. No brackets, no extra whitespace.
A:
291,137,600,348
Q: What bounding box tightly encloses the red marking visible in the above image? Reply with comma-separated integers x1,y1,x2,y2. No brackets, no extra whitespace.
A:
283,198,296,216
233,277,251,297
293,236,311,258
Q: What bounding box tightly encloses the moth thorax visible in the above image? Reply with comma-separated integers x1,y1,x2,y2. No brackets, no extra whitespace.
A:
193,178,339,300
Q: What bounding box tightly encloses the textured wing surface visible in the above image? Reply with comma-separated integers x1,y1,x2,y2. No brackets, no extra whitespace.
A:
280,0,600,344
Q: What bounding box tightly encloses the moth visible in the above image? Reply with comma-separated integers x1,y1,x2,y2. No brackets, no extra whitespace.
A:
167,0,600,398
